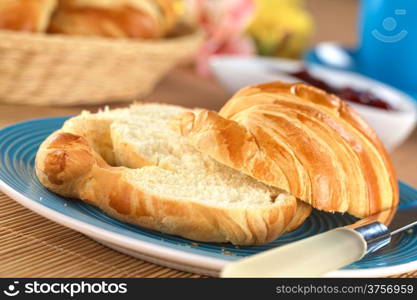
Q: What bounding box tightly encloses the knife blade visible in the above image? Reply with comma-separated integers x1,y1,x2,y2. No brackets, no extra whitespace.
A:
221,200,417,278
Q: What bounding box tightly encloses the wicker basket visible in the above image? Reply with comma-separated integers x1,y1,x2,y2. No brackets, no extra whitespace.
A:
0,29,203,106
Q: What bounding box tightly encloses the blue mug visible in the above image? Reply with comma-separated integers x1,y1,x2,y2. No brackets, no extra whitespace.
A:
356,0,417,93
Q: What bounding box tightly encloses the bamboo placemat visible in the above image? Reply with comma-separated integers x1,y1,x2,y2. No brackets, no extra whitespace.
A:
0,192,416,278
0,193,203,278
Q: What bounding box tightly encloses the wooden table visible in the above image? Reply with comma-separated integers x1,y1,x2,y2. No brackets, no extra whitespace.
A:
1,0,417,278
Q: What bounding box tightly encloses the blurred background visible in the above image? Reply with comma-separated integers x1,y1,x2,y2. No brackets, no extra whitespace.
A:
0,0,416,186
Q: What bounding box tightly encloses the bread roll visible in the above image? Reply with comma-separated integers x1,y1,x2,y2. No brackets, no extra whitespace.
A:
0,0,57,32
48,0,179,38
173,82,399,218
35,103,311,245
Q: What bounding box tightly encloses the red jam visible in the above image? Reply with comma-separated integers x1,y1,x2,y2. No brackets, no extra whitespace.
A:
290,69,393,111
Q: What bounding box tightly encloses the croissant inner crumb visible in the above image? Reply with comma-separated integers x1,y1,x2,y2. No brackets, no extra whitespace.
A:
62,104,290,208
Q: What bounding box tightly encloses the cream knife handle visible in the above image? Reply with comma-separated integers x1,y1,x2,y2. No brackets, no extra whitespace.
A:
221,228,367,278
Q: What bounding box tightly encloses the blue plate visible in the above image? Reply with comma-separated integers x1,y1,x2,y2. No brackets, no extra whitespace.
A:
1,117,417,277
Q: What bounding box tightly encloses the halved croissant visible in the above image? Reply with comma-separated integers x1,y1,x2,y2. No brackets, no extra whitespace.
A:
35,104,311,245
173,82,399,218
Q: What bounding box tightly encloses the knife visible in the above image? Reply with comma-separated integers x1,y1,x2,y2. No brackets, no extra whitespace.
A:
221,201,417,277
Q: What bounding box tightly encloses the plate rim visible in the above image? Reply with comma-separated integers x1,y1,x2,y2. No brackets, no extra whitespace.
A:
1,117,417,277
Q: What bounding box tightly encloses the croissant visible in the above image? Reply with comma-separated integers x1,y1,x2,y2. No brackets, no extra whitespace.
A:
47,0,179,39
173,82,399,218
35,104,311,245
0,0,57,32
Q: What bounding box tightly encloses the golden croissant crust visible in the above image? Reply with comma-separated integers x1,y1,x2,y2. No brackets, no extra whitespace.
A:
173,82,399,218
47,0,178,39
0,0,57,32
